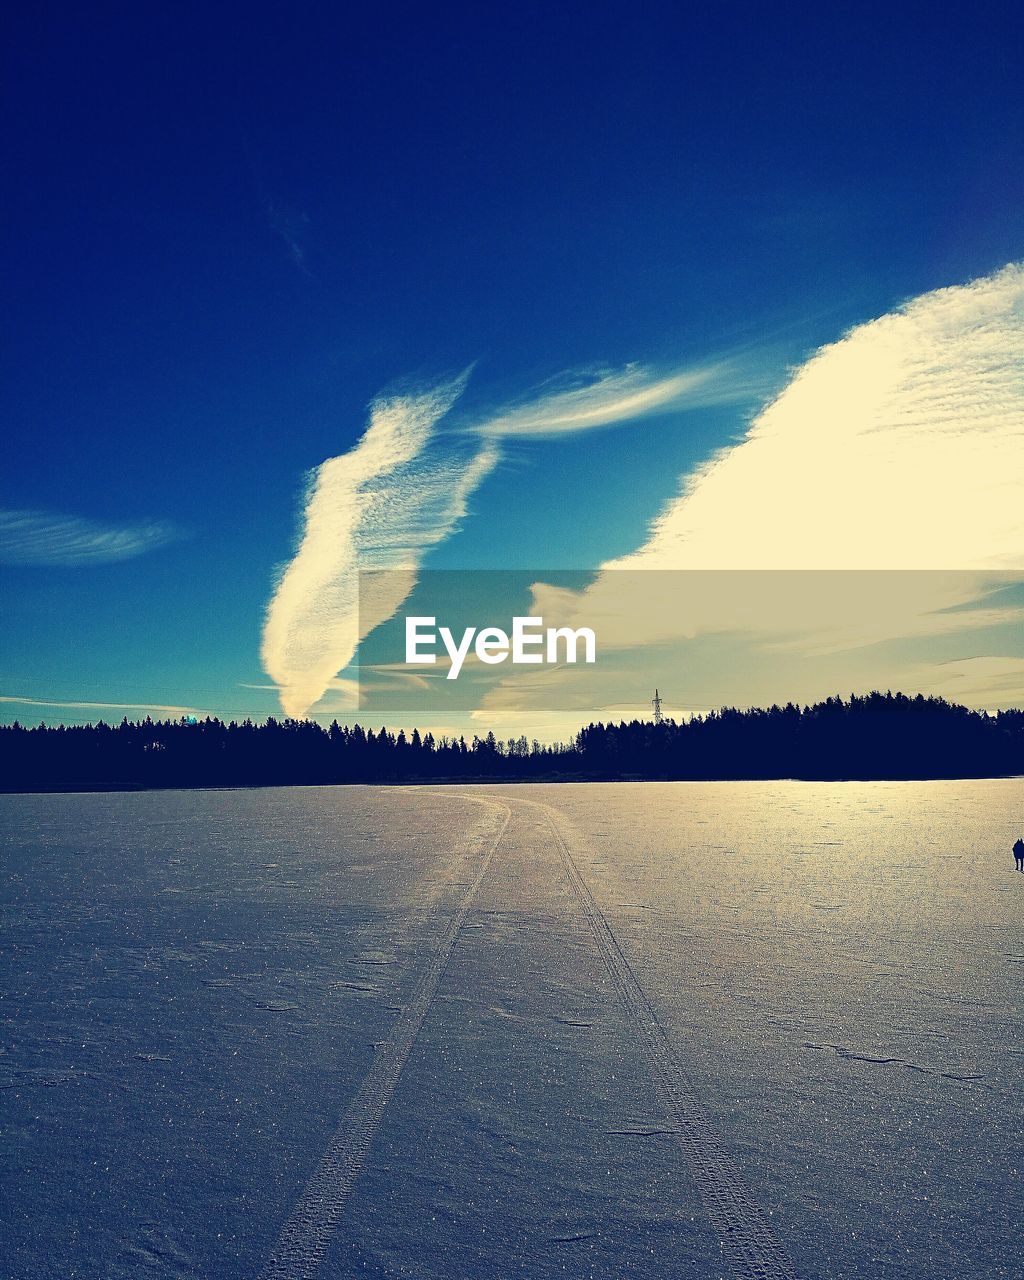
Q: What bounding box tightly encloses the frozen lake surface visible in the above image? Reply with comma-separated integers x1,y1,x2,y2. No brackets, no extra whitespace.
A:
2,781,1022,1279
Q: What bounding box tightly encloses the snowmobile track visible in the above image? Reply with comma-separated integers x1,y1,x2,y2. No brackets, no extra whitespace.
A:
533,798,798,1280
260,798,511,1280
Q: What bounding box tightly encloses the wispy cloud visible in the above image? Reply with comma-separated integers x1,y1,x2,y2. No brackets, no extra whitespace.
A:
900,655,1024,710
0,695,207,716
268,203,311,274
262,265,1023,728
470,264,1024,730
261,357,756,718
554,263,1024,648
262,374,497,718
608,262,1024,574
470,362,755,438
260,352,780,718
0,509,182,566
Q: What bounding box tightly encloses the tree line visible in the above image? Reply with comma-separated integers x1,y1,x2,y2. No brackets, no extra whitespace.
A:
1,692,1022,791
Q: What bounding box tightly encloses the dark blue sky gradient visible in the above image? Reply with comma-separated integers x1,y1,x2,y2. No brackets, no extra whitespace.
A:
3,2,1022,718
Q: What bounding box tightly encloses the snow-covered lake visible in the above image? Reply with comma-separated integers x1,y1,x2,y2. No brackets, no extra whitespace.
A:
2,781,1022,1279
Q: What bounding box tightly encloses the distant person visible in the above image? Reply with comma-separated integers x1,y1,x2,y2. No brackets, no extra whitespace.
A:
1015,838,1024,872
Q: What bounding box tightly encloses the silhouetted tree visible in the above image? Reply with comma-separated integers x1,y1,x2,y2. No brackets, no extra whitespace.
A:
1,692,1021,791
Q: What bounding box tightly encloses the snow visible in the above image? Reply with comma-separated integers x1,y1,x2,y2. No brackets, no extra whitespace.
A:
1,780,1021,1278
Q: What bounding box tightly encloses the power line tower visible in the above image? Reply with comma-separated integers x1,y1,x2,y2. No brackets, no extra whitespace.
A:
652,688,664,725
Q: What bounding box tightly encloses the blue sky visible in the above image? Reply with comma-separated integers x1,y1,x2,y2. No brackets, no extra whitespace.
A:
2,3,1022,726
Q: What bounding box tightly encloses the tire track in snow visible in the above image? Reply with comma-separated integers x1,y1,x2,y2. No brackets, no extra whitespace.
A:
528,798,797,1280
260,796,511,1280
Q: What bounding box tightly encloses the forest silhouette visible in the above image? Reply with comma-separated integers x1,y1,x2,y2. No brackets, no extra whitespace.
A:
1,692,1022,791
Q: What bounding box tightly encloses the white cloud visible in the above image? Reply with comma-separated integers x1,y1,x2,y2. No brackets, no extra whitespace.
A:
545,263,1024,642
471,362,752,438
898,655,1024,710
0,509,181,566
609,263,1024,573
262,375,498,719
262,358,762,719
472,264,1024,728
0,695,208,716
267,261,1024,727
